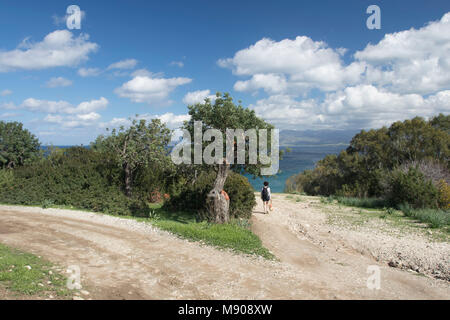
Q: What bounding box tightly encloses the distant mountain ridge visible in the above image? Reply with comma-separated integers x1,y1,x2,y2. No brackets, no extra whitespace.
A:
44,129,360,150
279,129,360,147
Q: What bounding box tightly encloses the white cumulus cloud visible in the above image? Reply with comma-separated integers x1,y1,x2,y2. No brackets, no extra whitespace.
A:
78,67,101,77
218,36,362,93
221,12,450,131
115,73,192,104
107,59,138,70
170,61,184,68
21,97,108,115
355,12,450,94
0,89,12,96
250,87,450,130
45,76,73,88
182,90,217,105
0,30,98,72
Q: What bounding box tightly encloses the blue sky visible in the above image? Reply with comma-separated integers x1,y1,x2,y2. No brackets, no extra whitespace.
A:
0,0,449,145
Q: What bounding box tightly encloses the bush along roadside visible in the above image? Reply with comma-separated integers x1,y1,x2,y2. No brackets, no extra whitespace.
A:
0,147,149,216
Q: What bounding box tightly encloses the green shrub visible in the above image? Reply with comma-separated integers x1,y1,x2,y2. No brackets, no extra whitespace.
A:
224,173,256,219
438,179,450,209
164,171,256,220
41,199,54,209
285,114,450,199
334,196,388,209
0,169,14,187
388,167,439,209
0,147,149,216
398,203,450,228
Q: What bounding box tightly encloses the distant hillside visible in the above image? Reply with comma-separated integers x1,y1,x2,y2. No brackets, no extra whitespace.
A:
279,129,360,147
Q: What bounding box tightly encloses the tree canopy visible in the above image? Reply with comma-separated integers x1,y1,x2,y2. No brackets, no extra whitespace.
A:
92,117,172,196
0,121,41,169
183,92,277,177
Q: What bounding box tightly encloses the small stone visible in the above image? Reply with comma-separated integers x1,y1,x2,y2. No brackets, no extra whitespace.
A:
73,296,84,300
49,271,53,275
47,281,52,284
49,295,54,299
388,260,398,267
80,290,90,296
25,265,32,270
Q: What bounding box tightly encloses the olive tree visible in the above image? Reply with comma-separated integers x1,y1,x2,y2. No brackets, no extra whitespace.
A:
92,117,172,197
180,93,278,223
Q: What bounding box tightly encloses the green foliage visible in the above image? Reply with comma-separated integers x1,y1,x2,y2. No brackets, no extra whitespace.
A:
398,203,450,228
388,167,439,209
0,147,148,216
438,179,450,209
430,113,450,135
183,92,279,177
385,207,395,215
286,114,450,210
92,116,172,196
334,196,388,209
0,121,41,169
225,173,257,219
131,163,181,201
320,196,333,204
164,171,256,220
386,116,448,167
41,199,55,209
0,243,71,296
0,169,14,187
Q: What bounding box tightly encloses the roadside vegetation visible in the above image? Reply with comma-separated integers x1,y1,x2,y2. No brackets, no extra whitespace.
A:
0,243,72,298
148,204,274,259
316,195,449,237
286,114,450,230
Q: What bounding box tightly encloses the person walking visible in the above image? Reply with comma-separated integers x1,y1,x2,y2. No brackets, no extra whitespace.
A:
261,181,271,214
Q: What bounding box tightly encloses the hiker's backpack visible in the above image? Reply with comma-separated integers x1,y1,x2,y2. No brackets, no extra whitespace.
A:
262,187,269,199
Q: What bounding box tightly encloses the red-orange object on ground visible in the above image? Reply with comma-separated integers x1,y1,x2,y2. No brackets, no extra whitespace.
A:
221,190,230,201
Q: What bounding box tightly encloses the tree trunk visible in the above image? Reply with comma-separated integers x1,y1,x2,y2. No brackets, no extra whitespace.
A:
206,161,230,224
124,162,132,197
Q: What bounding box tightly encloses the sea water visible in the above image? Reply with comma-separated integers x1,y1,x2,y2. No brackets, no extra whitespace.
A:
245,145,347,193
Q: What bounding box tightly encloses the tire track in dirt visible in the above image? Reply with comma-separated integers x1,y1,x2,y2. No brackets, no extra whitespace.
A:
0,204,449,299
251,194,450,299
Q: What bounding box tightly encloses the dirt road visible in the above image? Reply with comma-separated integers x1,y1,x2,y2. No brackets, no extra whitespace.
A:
0,196,448,299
